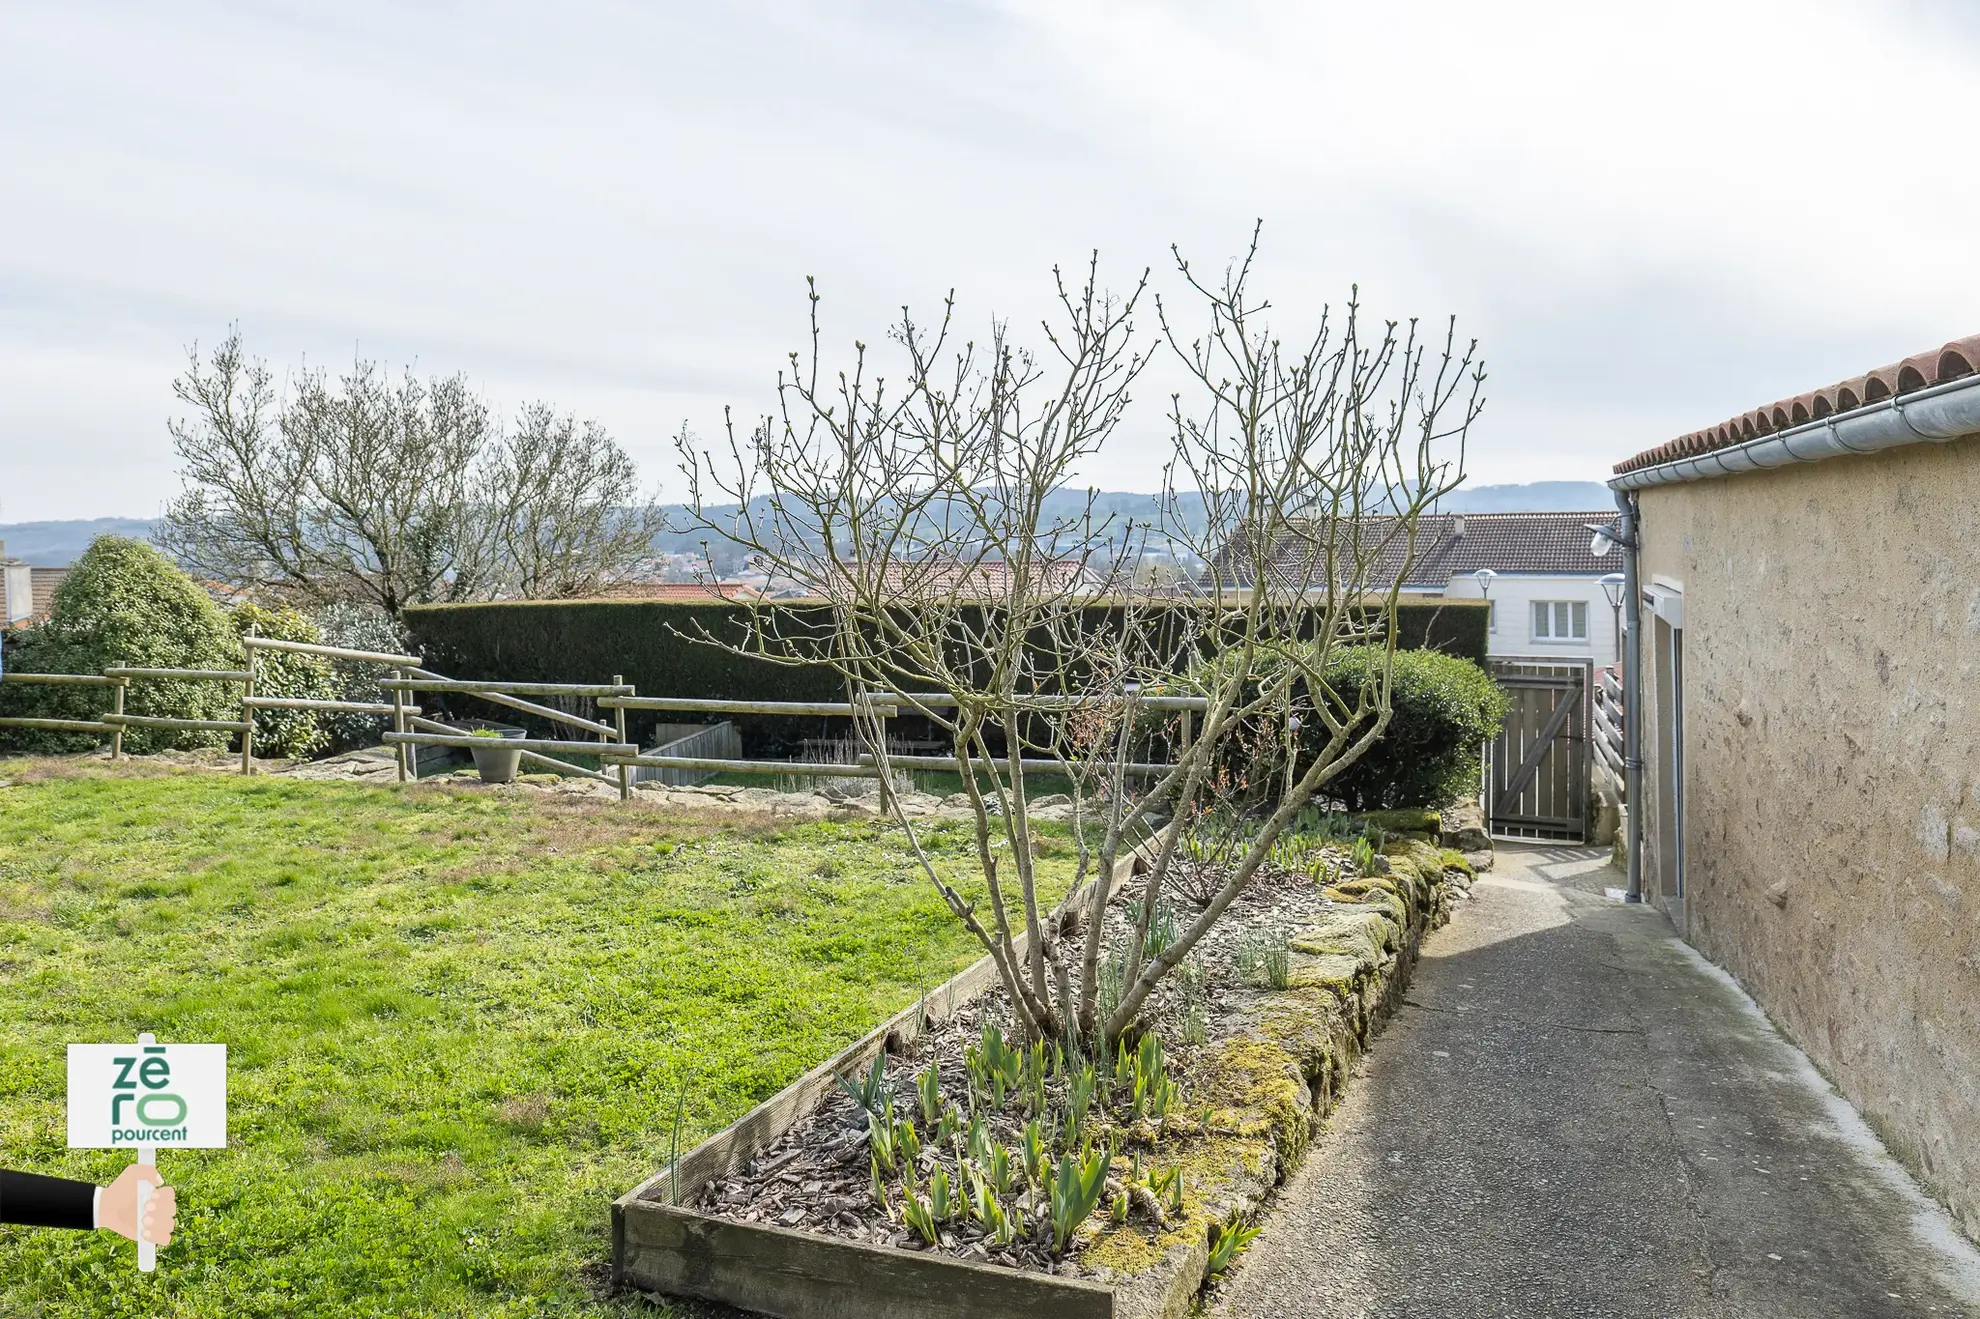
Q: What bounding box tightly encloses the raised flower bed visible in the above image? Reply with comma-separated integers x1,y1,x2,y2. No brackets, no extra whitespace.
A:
612,822,1475,1319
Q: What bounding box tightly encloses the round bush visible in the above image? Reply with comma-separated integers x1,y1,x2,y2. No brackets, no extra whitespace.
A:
0,537,241,753
1312,646,1509,811
1157,643,1508,812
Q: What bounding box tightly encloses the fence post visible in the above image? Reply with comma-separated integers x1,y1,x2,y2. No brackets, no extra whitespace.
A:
613,674,629,802
873,696,893,813
1179,709,1193,753
239,643,257,775
392,667,408,783
111,680,125,761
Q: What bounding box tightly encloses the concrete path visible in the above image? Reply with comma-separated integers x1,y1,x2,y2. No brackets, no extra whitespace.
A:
1216,843,1980,1319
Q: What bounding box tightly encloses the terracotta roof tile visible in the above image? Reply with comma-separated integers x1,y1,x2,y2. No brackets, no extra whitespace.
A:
1615,333,1980,475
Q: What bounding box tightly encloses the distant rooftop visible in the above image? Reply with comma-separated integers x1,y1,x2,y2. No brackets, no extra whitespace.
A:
1213,511,1617,592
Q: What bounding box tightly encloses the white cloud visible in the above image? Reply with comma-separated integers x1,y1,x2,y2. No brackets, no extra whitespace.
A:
2,0,1976,519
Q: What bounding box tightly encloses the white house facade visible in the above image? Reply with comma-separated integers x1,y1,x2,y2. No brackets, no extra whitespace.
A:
1210,510,1626,670
1387,511,1627,670
1438,569,1623,670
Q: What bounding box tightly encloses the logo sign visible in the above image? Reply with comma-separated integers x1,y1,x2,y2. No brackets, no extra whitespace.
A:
67,1042,227,1149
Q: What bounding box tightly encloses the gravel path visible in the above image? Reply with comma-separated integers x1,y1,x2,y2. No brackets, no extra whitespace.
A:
1213,843,1980,1319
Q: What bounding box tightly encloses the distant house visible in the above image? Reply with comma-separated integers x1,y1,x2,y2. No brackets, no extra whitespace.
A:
1610,331,1980,1242
0,542,66,631
1211,512,1625,668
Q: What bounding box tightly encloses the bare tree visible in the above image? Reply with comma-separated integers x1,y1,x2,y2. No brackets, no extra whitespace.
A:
674,228,1483,1050
484,403,665,600
158,328,661,614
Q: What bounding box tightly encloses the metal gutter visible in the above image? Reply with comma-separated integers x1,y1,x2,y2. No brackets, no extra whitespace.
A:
1613,488,1645,904
1610,372,1980,490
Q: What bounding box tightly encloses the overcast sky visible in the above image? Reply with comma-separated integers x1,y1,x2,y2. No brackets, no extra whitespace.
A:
3,0,1977,521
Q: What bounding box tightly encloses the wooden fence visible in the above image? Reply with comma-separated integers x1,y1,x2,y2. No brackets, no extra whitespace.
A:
1592,663,1626,805
7,650,1212,804
629,723,745,789
0,672,130,757
1484,659,1590,842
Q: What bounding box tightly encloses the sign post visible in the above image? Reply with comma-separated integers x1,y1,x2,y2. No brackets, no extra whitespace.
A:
67,1032,227,1272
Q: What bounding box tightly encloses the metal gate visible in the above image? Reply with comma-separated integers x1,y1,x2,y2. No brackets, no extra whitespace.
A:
1486,659,1590,841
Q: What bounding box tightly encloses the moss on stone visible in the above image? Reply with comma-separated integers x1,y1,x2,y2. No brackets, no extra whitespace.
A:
1437,847,1474,874
1290,950,1366,994
1356,807,1442,837
1080,837,1455,1301
1291,909,1397,963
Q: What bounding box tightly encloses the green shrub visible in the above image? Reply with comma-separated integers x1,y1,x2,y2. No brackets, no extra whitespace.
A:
0,537,241,753
309,602,413,753
233,602,337,760
1162,644,1507,812
1311,647,1508,811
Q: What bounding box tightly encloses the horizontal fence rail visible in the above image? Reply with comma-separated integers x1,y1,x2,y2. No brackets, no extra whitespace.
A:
0,716,118,734
859,753,1175,778
872,692,1211,713
610,753,881,778
404,667,614,736
104,713,252,734
243,696,417,716
104,667,251,683
384,731,637,757
599,697,898,718
382,679,636,698
244,636,421,666
0,672,126,687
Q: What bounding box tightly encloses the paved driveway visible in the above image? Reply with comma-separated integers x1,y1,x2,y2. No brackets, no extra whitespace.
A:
1215,843,1980,1318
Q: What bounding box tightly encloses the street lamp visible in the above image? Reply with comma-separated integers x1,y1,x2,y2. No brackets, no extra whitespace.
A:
1599,572,1626,660
1471,569,1496,640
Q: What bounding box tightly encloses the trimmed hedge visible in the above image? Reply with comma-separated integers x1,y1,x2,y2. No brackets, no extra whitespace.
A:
401,597,1489,751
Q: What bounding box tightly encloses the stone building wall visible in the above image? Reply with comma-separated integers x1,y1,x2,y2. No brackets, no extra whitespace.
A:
1633,432,1980,1239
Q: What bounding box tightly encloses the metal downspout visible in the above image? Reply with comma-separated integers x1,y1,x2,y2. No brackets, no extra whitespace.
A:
1615,486,1645,903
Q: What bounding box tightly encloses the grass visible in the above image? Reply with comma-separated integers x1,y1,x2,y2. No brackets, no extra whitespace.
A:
0,758,1081,1318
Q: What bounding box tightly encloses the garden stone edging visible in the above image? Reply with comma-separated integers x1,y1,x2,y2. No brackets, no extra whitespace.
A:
1081,837,1470,1319
610,833,1475,1319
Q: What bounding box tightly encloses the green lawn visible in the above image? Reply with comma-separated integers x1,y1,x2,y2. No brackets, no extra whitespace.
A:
0,759,1076,1318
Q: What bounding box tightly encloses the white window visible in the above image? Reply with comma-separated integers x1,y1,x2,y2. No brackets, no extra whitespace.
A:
1532,600,1587,641
1486,600,1496,632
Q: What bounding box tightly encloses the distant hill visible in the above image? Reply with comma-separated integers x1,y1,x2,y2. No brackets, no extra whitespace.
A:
0,519,158,566
2,482,1609,568
1433,482,1612,512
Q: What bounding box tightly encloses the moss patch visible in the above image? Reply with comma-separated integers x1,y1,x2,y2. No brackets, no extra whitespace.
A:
1355,807,1442,837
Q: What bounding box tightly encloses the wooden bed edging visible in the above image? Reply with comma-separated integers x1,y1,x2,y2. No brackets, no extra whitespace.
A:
612,836,1160,1318
615,1205,1114,1319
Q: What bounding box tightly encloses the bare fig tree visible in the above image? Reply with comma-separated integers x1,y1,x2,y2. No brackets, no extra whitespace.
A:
159,328,661,614
674,229,1483,1049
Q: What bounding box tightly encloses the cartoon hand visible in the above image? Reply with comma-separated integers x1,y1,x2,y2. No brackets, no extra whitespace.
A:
99,1164,175,1247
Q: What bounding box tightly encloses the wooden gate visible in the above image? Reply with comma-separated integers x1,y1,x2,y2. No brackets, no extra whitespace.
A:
1486,659,1590,841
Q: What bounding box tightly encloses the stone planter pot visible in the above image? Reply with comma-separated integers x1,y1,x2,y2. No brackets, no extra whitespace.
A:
464,724,527,783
